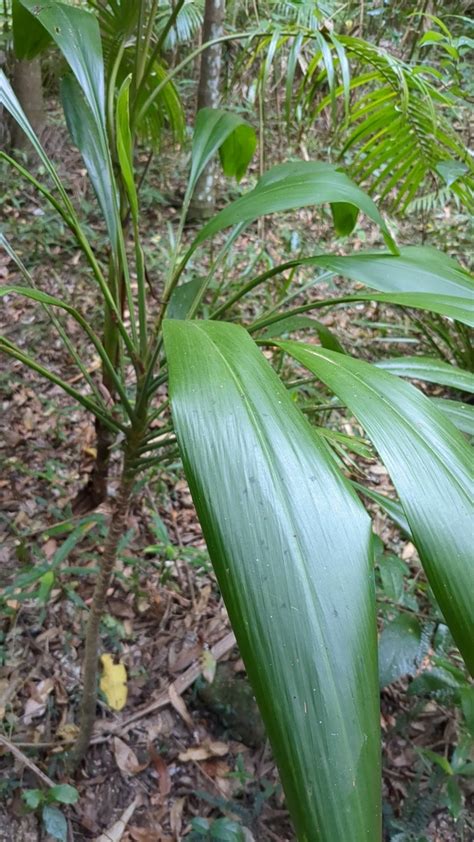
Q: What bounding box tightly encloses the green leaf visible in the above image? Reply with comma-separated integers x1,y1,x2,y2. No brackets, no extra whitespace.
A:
418,748,453,776
23,789,44,810
20,0,105,128
446,778,463,819
310,246,473,298
379,615,422,688
432,399,474,436
37,571,55,603
60,74,119,253
278,342,474,674
115,75,138,221
261,316,345,353
219,123,257,183
168,277,206,320
191,161,397,253
460,687,474,737
48,784,79,805
331,201,359,236
376,357,474,393
210,818,246,840
379,556,406,603
164,320,380,842
351,482,412,537
42,805,67,842
12,0,52,59
188,108,256,199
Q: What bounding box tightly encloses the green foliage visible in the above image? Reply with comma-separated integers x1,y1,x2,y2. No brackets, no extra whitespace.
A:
0,3,472,839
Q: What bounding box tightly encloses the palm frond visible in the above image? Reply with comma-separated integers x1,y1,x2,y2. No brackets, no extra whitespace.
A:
244,27,473,213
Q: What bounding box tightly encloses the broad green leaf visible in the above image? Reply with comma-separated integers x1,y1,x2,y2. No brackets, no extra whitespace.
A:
188,108,256,199
115,76,138,221
359,292,473,326
331,201,359,236
379,615,422,688
48,784,79,805
42,805,67,842
23,789,43,810
219,123,257,182
164,320,380,842
279,342,474,674
167,277,206,320
376,357,474,393
379,556,406,603
191,161,397,253
432,399,474,436
61,75,119,252
12,0,52,59
310,246,473,298
20,0,105,127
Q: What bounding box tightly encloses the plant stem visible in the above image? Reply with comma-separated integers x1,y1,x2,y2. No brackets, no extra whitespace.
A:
68,457,137,770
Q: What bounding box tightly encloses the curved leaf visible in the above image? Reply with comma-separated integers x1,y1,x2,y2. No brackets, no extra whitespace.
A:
164,320,381,842
12,0,52,59
20,0,106,127
311,246,473,298
279,341,474,674
188,108,256,199
376,357,474,393
191,161,397,253
431,399,474,436
61,75,119,251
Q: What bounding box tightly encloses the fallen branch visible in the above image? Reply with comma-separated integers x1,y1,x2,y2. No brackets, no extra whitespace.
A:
0,733,56,788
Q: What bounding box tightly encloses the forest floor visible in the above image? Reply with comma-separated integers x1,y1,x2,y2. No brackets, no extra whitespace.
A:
0,119,473,842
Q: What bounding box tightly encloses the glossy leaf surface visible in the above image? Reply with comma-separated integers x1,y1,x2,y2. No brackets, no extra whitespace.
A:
312,246,473,298
191,161,397,252
280,342,474,674
376,357,474,393
188,108,256,199
164,320,380,842
12,0,52,59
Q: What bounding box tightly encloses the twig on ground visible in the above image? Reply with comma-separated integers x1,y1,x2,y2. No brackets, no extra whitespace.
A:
92,631,236,742
0,733,56,788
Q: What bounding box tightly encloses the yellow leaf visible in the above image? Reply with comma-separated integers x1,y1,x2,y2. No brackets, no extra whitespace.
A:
99,654,127,711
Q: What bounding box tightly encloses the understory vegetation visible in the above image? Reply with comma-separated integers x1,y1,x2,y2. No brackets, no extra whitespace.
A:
0,1,473,841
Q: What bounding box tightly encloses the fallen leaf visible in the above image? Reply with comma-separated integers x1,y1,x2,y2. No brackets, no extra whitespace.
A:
200,649,217,684
100,654,127,711
178,740,229,762
113,737,147,776
95,795,140,841
169,797,185,839
23,678,54,724
168,684,193,728
149,744,171,797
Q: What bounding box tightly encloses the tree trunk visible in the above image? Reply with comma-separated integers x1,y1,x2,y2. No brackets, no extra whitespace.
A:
11,58,45,151
189,0,225,220
68,460,136,769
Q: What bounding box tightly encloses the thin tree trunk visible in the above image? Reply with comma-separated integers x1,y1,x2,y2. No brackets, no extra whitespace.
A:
68,460,136,769
189,0,225,220
11,58,45,151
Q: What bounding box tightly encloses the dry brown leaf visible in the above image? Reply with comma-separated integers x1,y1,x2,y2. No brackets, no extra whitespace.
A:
178,740,229,762
169,797,185,840
95,795,140,842
149,744,171,798
168,684,193,728
113,737,147,776
23,678,54,724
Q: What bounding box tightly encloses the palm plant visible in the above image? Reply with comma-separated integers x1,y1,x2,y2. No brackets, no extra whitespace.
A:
1,2,473,840
242,15,474,212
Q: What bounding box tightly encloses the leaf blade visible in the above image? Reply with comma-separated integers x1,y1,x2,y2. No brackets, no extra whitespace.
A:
164,319,381,841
